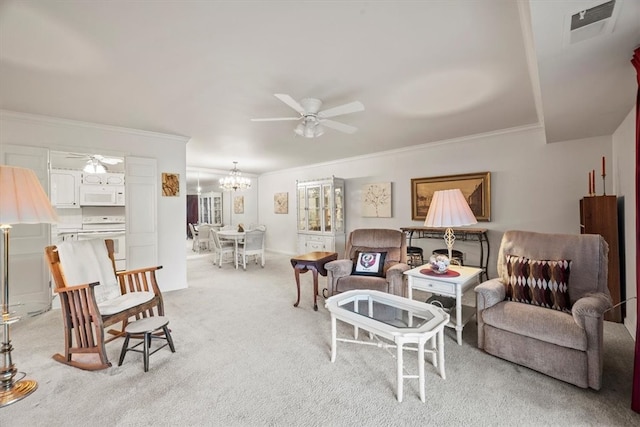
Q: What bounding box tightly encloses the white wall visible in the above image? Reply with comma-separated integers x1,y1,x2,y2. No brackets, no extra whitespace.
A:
0,111,188,292
221,185,259,228
258,126,613,280
613,107,637,338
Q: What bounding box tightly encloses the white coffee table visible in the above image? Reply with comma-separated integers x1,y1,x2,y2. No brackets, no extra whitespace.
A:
325,290,449,403
404,265,482,345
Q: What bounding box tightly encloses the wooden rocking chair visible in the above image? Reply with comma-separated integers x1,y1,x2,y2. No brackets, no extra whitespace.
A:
45,239,164,370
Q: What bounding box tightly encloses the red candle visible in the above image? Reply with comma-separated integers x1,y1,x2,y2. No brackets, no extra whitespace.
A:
592,169,595,194
588,172,592,194
602,156,605,176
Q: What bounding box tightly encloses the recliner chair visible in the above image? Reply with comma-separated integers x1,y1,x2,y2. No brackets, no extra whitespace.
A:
475,230,612,390
325,228,410,297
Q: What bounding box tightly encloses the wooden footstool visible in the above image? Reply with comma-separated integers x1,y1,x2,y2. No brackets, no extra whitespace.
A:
118,316,175,372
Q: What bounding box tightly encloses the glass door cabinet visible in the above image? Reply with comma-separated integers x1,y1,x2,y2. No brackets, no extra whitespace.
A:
296,177,345,256
199,192,223,226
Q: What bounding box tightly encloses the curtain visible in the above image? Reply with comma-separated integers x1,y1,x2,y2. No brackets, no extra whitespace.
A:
632,47,640,414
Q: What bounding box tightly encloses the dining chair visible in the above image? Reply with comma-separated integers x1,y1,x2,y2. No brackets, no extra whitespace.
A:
188,223,199,251
210,229,235,268
236,229,265,270
196,224,212,252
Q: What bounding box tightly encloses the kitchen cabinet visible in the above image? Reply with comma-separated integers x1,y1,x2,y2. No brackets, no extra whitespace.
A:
82,172,125,185
50,169,81,208
297,177,345,256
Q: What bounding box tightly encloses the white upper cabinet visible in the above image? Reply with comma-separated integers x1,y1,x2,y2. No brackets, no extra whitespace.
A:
50,169,81,208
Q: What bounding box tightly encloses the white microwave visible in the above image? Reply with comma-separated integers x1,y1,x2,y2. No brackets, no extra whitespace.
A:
79,185,125,206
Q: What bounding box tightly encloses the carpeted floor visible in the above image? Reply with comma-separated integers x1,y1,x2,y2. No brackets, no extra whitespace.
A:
3,242,639,426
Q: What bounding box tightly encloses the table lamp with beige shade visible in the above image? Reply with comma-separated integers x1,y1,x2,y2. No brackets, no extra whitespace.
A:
423,188,477,269
0,165,57,407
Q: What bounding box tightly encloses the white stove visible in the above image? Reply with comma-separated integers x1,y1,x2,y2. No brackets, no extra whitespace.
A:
79,215,126,269
82,215,126,232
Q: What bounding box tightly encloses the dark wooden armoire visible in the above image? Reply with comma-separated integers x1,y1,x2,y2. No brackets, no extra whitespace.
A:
579,195,622,322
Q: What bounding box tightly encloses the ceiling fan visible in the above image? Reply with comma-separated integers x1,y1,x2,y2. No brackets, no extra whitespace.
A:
251,94,365,138
66,153,123,173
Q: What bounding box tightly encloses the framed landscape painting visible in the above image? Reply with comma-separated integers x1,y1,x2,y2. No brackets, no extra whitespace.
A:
411,172,491,221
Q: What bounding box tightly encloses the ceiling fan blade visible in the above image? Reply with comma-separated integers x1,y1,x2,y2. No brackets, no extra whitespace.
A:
321,119,358,134
318,101,364,119
251,117,301,122
274,94,305,115
100,158,123,165
94,154,122,164
65,152,88,159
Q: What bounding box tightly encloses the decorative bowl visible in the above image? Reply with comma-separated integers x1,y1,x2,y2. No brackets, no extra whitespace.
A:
429,254,450,274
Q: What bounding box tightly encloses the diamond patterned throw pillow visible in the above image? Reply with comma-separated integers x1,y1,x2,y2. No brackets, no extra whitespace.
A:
504,254,572,313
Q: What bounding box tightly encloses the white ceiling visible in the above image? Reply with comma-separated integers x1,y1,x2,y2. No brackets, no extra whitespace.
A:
1,0,638,189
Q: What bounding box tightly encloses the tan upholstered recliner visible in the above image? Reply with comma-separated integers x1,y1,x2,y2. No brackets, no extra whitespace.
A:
325,229,410,297
475,230,612,390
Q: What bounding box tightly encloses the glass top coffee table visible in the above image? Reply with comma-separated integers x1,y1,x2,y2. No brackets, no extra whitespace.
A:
325,290,449,402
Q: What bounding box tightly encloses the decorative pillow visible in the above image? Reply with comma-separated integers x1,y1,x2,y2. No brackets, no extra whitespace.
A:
351,251,387,277
504,254,572,313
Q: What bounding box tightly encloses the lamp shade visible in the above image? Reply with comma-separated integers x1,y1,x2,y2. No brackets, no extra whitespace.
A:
0,165,58,225
424,189,477,228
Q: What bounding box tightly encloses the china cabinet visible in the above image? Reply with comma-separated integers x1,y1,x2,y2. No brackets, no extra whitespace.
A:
199,192,223,226
296,177,345,256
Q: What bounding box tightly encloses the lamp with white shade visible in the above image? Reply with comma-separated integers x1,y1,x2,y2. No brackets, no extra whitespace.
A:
423,188,477,262
0,165,58,407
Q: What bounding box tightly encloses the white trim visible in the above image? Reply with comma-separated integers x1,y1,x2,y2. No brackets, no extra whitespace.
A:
517,0,546,132
0,109,190,144
260,123,543,177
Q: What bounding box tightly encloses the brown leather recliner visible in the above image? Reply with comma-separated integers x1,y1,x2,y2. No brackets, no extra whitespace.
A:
325,228,410,297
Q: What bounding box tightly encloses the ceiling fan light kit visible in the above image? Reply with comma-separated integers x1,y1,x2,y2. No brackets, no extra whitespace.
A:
294,118,325,138
251,94,364,138
84,159,107,174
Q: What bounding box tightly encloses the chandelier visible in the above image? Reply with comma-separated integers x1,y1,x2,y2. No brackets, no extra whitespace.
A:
294,116,325,138
219,161,251,191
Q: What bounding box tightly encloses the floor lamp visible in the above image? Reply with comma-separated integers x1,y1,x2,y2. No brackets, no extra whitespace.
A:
424,189,477,261
0,165,57,407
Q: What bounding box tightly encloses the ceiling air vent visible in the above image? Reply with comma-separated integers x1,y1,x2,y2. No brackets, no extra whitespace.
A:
564,0,619,46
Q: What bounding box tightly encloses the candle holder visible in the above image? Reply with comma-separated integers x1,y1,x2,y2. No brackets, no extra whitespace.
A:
602,173,606,196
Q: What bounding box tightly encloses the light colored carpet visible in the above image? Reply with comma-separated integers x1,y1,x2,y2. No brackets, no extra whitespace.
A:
3,242,639,426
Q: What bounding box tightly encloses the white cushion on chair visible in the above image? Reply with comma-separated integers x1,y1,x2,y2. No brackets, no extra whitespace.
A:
98,291,155,315
57,239,121,303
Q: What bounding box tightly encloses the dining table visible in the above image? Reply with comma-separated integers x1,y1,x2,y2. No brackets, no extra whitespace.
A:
217,229,246,269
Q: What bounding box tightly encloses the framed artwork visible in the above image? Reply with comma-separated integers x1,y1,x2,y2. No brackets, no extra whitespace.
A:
162,173,179,197
411,172,491,221
234,195,244,214
361,182,392,218
274,192,288,214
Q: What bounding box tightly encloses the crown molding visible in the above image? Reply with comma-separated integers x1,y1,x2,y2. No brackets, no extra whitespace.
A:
260,123,544,177
0,109,191,144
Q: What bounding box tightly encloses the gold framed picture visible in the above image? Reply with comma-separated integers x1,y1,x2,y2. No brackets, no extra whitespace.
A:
411,172,491,221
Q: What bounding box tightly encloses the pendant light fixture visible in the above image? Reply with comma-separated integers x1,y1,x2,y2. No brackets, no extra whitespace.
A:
219,161,251,191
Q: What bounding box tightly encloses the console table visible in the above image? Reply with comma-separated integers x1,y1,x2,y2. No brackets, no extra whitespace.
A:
401,227,490,281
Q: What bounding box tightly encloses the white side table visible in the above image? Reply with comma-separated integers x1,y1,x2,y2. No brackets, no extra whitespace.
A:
404,265,482,345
